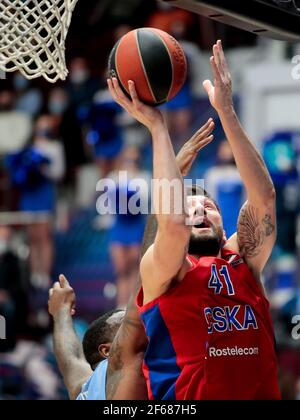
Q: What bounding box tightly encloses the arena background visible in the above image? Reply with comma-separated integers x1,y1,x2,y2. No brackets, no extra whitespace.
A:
0,0,299,400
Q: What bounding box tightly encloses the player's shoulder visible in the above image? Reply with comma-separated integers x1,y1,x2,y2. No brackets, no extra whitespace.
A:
224,235,264,286
224,232,240,255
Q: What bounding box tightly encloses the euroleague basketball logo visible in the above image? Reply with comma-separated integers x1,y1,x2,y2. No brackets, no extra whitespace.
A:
168,34,187,85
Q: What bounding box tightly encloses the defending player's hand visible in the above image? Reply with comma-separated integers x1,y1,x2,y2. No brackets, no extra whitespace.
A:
48,274,76,319
203,40,234,113
107,77,165,132
176,118,215,176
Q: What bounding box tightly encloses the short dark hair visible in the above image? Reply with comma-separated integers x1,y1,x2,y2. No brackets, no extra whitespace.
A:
82,309,124,368
186,184,221,213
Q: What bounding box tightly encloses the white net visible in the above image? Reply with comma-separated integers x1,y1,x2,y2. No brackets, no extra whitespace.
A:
0,0,78,83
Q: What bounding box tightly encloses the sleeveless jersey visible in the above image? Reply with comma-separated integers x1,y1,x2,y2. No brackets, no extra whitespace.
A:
137,249,281,400
76,359,107,400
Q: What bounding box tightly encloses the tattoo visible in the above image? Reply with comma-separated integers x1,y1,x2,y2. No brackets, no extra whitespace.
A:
262,214,275,237
237,203,274,259
54,311,85,363
106,316,147,399
53,311,92,399
107,214,158,398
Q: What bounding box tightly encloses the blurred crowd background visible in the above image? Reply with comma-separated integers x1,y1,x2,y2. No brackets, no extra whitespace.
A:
0,0,299,400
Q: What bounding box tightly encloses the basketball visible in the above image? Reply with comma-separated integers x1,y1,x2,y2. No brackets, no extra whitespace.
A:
108,28,187,106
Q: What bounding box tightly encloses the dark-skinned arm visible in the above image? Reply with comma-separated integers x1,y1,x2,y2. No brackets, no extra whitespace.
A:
49,276,92,400
106,214,157,400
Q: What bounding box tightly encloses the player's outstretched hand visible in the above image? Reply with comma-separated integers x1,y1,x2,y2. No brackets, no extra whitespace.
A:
107,77,165,132
48,275,76,319
203,40,234,114
176,118,215,177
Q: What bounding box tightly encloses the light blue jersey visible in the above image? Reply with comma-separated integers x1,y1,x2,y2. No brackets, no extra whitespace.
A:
77,359,108,400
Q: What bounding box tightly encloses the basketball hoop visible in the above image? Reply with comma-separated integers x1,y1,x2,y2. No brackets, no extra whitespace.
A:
0,0,78,83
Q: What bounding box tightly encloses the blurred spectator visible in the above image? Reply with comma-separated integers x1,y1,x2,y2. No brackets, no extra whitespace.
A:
48,87,87,186
107,146,150,308
0,90,32,155
155,15,202,146
7,115,65,289
147,1,194,35
117,109,150,150
0,339,62,400
268,255,298,310
263,132,300,255
26,115,65,288
205,140,244,238
89,0,155,27
67,57,100,117
170,19,205,99
13,73,43,118
0,227,27,353
87,83,124,178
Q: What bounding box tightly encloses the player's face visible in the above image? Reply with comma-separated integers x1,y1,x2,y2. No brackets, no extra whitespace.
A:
187,195,224,256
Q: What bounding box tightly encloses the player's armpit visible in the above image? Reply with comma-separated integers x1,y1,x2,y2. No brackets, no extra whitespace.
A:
237,200,276,277
66,360,93,400
107,329,147,401
108,296,147,371
107,353,147,400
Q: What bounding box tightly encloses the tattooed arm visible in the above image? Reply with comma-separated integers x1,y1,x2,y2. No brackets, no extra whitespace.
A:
204,40,276,278
106,214,157,400
225,201,276,281
49,276,92,400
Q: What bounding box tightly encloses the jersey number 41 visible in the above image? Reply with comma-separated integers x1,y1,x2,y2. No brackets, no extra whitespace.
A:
208,264,235,296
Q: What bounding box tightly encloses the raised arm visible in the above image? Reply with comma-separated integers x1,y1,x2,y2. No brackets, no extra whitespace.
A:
203,40,276,278
48,276,92,400
106,119,214,400
108,77,190,303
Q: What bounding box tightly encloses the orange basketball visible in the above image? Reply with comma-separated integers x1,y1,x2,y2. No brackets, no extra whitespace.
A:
108,28,187,106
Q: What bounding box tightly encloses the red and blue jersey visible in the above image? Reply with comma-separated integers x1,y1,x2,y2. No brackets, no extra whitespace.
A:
137,249,281,400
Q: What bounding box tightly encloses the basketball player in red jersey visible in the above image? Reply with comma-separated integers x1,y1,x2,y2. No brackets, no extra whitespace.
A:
108,40,281,400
